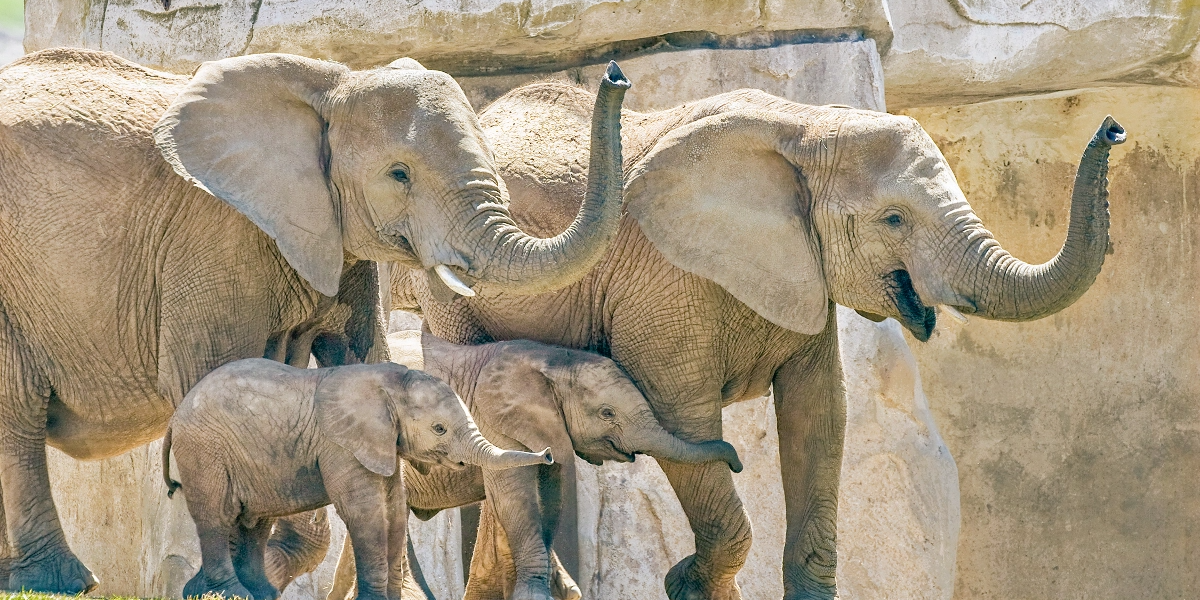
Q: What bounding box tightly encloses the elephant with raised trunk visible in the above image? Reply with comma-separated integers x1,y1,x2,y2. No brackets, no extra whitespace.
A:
0,49,628,594
395,84,1125,599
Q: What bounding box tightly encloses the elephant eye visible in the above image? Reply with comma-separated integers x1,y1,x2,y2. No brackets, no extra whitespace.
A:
432,423,447,436
389,166,410,184
599,407,616,421
882,213,905,228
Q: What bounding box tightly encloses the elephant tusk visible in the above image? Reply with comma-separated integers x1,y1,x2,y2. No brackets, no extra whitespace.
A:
941,305,968,323
434,265,476,297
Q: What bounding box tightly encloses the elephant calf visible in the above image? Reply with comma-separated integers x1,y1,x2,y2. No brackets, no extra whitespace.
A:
163,358,552,600
329,331,743,600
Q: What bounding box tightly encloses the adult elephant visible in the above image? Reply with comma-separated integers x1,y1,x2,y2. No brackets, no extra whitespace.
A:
0,49,628,594
395,84,1125,599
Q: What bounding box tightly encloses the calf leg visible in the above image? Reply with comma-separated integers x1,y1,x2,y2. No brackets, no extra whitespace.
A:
235,517,280,600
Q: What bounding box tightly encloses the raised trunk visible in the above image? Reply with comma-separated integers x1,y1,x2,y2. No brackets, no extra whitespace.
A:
451,428,554,470
634,419,743,473
466,61,630,294
952,116,1125,321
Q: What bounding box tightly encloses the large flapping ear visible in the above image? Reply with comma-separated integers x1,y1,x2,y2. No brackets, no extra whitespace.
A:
315,365,404,477
625,110,829,335
154,54,349,297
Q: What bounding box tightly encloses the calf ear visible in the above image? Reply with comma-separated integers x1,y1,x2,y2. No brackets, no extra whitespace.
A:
315,365,403,477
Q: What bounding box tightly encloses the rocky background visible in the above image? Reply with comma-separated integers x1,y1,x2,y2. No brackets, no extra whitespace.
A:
14,1,1200,599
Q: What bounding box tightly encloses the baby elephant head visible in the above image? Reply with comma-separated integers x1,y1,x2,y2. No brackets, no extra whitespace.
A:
315,363,552,477
478,342,743,473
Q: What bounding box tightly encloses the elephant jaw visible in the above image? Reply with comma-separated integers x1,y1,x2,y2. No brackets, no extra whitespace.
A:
887,270,937,342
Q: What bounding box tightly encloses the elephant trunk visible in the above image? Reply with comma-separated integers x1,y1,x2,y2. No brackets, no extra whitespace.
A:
951,117,1125,321
451,427,554,470
633,418,743,473
465,62,630,294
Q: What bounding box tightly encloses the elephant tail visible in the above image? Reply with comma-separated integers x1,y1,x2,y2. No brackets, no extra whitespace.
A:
163,427,182,498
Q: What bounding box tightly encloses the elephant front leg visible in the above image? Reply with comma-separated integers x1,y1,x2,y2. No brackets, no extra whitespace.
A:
477,467,554,600
329,471,390,600
0,318,96,594
772,318,845,600
660,458,752,600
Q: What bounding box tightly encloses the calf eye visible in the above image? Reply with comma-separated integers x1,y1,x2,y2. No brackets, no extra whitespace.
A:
389,166,410,183
432,423,447,436
883,213,905,228
599,407,616,421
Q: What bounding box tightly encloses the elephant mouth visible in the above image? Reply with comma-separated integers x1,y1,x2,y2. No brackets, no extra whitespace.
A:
606,438,636,463
377,227,417,259
887,270,936,342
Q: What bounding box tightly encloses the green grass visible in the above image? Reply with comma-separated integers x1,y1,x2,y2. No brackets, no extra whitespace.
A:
0,0,22,31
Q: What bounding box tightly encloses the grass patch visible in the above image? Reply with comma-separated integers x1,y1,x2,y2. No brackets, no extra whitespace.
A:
0,0,21,31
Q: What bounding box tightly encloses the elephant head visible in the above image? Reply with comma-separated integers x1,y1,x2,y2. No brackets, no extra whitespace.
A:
626,104,1125,340
314,363,553,477
461,338,743,472
154,55,630,298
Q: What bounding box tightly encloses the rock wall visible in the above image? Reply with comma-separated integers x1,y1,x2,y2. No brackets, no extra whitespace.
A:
900,85,1200,599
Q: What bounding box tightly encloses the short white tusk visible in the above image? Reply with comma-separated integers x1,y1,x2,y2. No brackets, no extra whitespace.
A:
434,264,476,297
941,305,968,323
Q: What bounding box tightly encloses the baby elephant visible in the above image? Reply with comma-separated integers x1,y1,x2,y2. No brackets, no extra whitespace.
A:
163,358,552,600
330,331,743,600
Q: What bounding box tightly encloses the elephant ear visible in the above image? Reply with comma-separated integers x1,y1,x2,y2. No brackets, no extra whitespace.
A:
154,54,349,297
315,365,404,477
625,110,828,334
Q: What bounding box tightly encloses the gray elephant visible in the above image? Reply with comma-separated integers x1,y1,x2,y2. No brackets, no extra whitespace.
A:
0,48,627,593
395,84,1126,599
162,358,552,600
328,330,743,600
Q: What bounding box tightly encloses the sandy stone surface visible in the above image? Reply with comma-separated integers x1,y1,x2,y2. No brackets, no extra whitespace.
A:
901,85,1200,599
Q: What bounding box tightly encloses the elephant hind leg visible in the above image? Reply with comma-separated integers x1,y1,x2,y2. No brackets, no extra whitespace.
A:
234,517,280,600
264,509,331,593
0,308,96,594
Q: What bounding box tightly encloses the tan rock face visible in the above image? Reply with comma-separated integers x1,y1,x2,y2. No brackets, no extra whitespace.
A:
23,0,891,74
898,85,1200,599
883,0,1200,108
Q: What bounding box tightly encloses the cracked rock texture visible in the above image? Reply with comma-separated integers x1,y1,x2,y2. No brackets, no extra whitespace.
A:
883,0,1200,108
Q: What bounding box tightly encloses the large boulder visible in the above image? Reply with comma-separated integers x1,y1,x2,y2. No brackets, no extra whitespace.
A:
883,0,1200,108
23,0,891,74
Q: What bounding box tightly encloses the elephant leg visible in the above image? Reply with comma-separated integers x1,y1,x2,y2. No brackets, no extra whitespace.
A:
264,509,331,592
235,517,280,600
655,397,751,600
481,467,554,600
384,471,427,600
0,312,96,594
192,520,255,600
772,320,845,600
463,498,510,600
548,551,581,600
330,475,390,600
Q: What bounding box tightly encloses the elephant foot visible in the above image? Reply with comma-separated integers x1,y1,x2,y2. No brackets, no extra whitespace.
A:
550,567,581,600
244,580,281,600
183,569,257,600
7,548,98,594
665,555,742,600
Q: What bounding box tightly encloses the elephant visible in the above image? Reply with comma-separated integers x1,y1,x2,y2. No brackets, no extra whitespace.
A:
393,83,1126,599
327,329,743,600
162,357,552,600
0,48,629,594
